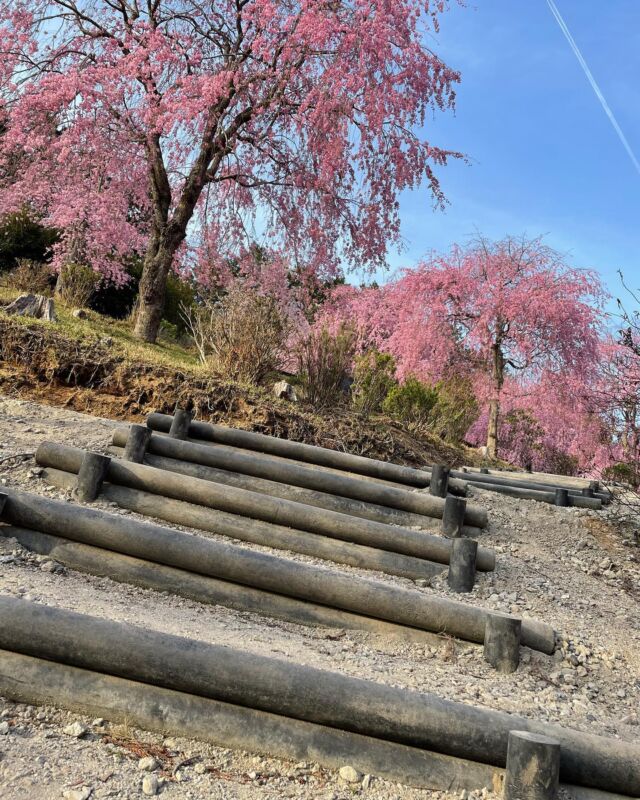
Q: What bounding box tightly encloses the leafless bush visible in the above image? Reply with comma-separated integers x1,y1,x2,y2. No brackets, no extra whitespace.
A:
181,286,291,384
56,262,99,308
5,259,55,295
351,349,397,419
296,325,355,409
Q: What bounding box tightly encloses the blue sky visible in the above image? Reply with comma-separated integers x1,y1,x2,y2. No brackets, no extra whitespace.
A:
366,0,640,305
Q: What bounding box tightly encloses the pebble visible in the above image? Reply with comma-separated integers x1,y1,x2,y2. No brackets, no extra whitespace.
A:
62,789,92,800
138,756,160,771
0,721,10,735
62,721,88,738
142,774,159,796
339,765,362,783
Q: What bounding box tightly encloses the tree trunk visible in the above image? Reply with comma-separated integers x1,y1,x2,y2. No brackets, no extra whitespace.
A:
133,241,175,343
486,342,504,459
486,398,499,460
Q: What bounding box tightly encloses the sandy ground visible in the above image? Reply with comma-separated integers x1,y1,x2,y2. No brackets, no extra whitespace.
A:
0,396,639,800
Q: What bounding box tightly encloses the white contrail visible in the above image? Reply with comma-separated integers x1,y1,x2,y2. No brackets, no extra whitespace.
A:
546,0,640,177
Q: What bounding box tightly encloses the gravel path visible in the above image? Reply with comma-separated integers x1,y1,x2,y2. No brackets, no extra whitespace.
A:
0,396,639,800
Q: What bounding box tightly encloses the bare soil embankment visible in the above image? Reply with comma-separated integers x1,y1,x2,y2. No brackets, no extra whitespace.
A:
0,315,465,469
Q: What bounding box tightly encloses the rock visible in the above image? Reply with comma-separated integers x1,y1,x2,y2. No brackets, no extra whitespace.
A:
0,721,10,735
4,293,56,321
339,765,362,783
194,763,207,774
362,774,373,789
163,737,178,749
138,756,160,771
40,560,59,573
72,309,88,319
63,721,88,738
62,789,92,800
142,774,159,796
273,380,298,402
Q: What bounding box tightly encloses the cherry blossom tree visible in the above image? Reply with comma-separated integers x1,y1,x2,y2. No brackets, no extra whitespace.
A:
0,0,463,342
319,235,606,458
590,276,640,487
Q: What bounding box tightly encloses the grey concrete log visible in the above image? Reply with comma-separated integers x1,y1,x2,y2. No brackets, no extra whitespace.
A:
453,466,609,500
484,613,521,674
109,444,452,533
0,598,637,795
456,474,610,503
447,538,477,593
112,428,485,527
442,496,467,538
42,466,446,583
0,525,445,645
169,408,193,439
75,451,110,502
148,412,433,487
504,731,560,800
464,465,593,489
0,649,502,793
35,442,495,570
555,488,570,507
1,486,527,650
144,425,469,497
468,481,602,510
0,652,629,800
429,465,450,498
123,424,152,463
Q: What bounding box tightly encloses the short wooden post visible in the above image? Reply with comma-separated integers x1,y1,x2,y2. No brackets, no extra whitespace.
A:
484,612,521,673
441,495,466,538
75,452,110,502
123,424,152,463
169,408,193,440
447,537,477,593
429,465,450,498
503,730,560,800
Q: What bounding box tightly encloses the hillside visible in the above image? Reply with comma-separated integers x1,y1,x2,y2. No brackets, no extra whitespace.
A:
0,293,471,469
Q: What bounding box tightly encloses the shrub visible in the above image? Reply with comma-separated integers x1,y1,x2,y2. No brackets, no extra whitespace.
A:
55,262,99,308
0,209,58,271
382,375,439,429
351,349,397,418
181,285,291,384
296,325,356,409
429,378,480,443
4,258,55,294
603,461,640,488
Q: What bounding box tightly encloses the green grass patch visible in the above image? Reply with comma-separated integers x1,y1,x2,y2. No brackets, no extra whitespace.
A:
0,286,203,374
